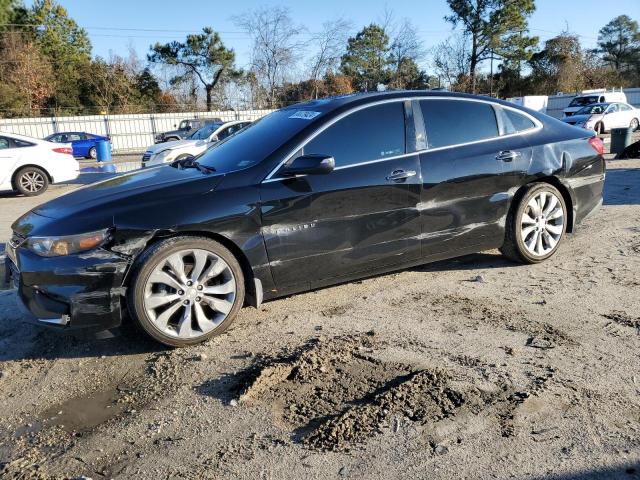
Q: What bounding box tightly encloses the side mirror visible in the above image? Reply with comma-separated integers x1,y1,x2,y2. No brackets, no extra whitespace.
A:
281,154,335,176
173,124,177,128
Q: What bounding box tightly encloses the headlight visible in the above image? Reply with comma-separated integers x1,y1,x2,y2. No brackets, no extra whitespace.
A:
155,149,177,163
27,229,111,257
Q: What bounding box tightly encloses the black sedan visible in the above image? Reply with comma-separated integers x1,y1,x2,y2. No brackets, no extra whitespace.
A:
7,92,605,347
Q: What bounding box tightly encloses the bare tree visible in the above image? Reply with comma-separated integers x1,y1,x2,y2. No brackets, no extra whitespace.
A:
308,18,353,99
388,19,426,88
432,34,471,91
234,6,305,108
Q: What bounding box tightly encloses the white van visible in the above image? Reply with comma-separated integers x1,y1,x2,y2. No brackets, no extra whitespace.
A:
563,89,627,117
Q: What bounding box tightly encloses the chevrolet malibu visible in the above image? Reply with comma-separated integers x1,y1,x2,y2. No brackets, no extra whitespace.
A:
7,92,605,347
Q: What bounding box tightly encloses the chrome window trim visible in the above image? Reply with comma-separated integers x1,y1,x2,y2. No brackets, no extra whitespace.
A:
262,96,543,183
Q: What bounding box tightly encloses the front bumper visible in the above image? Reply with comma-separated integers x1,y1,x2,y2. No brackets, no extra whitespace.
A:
6,245,129,331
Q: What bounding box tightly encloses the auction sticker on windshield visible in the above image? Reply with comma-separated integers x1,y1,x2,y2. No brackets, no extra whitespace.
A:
289,111,321,120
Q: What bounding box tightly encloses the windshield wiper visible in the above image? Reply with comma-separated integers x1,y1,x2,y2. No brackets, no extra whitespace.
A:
170,157,216,174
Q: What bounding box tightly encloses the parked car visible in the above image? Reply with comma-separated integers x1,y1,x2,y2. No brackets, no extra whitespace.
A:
45,132,110,159
562,102,639,133
0,132,79,196
562,90,627,117
154,118,222,143
7,91,605,347
142,120,251,167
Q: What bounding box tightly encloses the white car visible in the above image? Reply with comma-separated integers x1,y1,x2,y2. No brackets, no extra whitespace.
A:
0,132,79,196
142,120,251,167
562,90,627,117
562,102,640,134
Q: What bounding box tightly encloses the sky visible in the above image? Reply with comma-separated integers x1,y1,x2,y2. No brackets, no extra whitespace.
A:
31,0,640,74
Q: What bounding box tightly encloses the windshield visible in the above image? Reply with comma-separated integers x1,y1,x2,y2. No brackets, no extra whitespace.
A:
196,109,322,174
576,104,608,115
569,96,599,107
189,123,222,140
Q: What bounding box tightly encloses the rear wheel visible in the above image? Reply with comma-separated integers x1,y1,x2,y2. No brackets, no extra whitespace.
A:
127,237,245,347
630,118,639,131
500,183,567,264
14,167,49,196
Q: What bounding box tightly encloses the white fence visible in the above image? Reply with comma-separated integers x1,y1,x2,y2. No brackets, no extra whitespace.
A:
545,88,640,119
0,110,274,154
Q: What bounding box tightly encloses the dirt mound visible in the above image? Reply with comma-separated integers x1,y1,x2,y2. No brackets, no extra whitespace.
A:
305,369,464,451
230,332,469,451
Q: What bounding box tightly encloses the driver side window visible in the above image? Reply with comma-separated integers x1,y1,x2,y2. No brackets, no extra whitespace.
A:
303,102,406,168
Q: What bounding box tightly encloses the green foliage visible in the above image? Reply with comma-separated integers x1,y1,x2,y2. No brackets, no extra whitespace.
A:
597,15,640,77
149,27,238,111
340,24,393,91
445,0,537,92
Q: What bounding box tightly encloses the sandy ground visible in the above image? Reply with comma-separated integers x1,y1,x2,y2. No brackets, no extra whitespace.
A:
0,156,639,479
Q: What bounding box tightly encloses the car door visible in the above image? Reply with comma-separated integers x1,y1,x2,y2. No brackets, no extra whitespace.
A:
0,136,17,185
416,98,533,256
259,101,422,289
618,103,634,127
604,104,622,129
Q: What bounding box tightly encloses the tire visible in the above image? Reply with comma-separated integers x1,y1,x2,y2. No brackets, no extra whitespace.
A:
127,236,245,347
630,118,639,131
595,122,605,135
14,166,49,196
500,183,567,264
88,147,97,159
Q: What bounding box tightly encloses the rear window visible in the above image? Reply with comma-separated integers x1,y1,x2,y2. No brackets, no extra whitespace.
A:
420,99,499,149
502,109,536,134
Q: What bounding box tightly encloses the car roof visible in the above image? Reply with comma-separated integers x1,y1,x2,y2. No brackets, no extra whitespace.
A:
279,90,523,115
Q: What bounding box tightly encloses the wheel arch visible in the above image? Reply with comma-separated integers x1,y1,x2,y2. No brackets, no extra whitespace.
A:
11,164,52,189
125,229,258,305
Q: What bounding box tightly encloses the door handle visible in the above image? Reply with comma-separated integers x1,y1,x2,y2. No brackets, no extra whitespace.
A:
386,169,416,182
496,150,519,162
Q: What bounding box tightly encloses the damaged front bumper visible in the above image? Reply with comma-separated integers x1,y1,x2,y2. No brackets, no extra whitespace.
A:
6,242,133,331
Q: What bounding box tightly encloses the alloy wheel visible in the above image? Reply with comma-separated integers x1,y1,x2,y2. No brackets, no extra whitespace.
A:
519,191,564,257
143,248,237,339
19,171,45,193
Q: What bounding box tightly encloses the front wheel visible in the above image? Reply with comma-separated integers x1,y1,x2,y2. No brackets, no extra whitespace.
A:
127,237,245,347
15,167,49,196
630,118,639,131
88,147,97,159
500,183,567,264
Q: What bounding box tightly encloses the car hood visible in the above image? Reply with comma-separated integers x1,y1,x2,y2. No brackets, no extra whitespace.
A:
13,166,224,236
562,114,601,124
146,139,203,153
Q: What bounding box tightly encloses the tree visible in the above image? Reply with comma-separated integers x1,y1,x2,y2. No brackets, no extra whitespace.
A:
528,33,586,94
234,7,305,108
308,18,352,99
444,0,537,92
340,24,392,92
597,15,640,74
29,0,92,112
432,34,472,91
0,33,53,116
387,19,427,89
149,27,237,112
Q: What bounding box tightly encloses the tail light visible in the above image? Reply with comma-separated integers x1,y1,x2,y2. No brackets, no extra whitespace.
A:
52,147,73,155
588,137,604,156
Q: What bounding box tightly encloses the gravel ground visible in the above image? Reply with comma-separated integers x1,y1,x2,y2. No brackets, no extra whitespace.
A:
0,152,639,479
